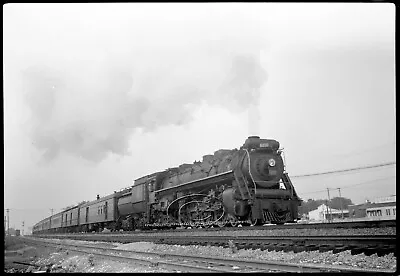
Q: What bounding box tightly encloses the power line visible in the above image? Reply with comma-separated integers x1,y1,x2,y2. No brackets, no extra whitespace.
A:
291,161,396,178
294,164,394,180
339,175,396,190
299,175,396,197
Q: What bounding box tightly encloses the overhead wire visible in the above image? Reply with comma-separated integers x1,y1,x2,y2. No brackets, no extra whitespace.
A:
295,164,395,179
291,161,395,178
299,175,396,197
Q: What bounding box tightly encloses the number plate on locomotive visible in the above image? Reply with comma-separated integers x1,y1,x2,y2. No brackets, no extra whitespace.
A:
260,143,270,148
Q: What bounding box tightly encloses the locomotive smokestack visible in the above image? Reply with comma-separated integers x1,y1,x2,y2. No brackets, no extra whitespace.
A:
244,136,260,149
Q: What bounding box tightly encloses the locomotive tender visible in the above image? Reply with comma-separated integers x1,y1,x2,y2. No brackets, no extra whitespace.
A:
33,136,301,234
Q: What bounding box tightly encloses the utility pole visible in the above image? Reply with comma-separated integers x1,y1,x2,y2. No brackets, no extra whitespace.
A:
6,209,10,235
326,188,332,222
50,209,54,216
22,221,24,236
338,188,344,219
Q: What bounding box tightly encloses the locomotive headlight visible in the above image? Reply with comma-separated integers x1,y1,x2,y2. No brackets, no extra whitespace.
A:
268,158,276,167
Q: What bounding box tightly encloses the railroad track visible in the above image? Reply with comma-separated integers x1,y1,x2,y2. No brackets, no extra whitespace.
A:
34,233,396,257
21,237,395,273
154,235,397,257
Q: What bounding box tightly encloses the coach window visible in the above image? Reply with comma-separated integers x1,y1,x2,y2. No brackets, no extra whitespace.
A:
394,209,396,215
65,214,68,225
105,202,108,220
86,207,89,222
70,213,72,224
386,209,390,216
369,211,375,217
377,210,382,216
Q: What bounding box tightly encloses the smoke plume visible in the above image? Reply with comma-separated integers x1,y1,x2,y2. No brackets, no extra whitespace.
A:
17,5,269,163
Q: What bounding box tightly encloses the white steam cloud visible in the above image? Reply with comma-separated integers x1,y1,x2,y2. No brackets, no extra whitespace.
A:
11,4,269,162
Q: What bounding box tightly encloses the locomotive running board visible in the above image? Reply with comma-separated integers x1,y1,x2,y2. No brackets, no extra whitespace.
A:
155,170,234,197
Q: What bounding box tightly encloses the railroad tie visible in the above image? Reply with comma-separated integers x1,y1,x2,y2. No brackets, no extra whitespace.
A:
318,245,336,253
283,244,295,252
363,246,380,256
293,246,306,253
332,245,349,254
275,244,288,252
350,247,364,255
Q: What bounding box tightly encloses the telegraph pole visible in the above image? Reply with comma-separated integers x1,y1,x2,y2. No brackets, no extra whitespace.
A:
338,188,344,219
326,188,332,222
6,209,10,235
22,221,24,236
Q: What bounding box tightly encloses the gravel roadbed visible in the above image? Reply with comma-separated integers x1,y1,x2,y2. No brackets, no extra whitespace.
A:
36,238,397,271
112,227,396,237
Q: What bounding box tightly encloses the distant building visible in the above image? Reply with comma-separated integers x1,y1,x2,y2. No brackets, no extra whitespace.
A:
366,195,396,219
6,227,17,236
369,195,396,204
366,202,396,219
348,195,396,220
348,203,369,218
308,204,349,221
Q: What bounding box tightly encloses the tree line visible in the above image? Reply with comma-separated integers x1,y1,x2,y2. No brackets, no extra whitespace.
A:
298,197,354,216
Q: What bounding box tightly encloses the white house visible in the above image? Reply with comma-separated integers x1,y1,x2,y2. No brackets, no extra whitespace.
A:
308,204,349,221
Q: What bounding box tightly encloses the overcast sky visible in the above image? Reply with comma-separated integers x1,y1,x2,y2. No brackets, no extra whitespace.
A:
4,3,395,232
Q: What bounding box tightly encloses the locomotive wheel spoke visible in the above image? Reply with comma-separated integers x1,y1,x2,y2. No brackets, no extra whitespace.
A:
215,212,227,228
250,218,259,226
216,220,226,228
179,200,213,225
228,214,238,227
230,219,238,227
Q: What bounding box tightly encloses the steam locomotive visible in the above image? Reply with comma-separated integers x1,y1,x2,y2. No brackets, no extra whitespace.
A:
33,136,301,234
